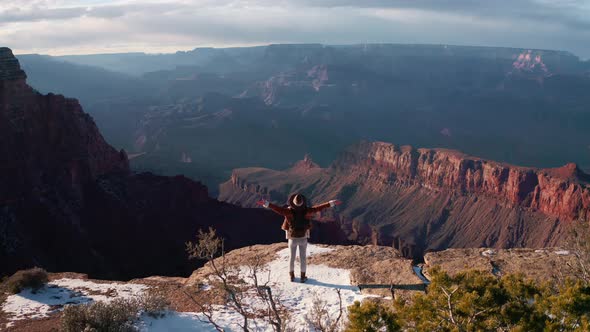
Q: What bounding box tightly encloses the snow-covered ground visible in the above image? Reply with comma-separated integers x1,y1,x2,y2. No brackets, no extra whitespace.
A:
2,244,368,331
2,278,148,328
140,244,365,331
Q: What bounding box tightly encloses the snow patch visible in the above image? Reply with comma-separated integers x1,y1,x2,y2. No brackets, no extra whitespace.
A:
139,312,214,331
2,278,148,323
482,249,496,257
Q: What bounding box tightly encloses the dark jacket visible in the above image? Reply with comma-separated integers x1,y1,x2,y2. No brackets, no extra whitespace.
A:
268,198,332,238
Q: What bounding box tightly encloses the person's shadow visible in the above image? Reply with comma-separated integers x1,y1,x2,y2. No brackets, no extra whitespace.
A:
302,278,360,292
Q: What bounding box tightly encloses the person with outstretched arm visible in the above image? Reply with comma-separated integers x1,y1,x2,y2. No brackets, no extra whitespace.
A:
257,194,341,283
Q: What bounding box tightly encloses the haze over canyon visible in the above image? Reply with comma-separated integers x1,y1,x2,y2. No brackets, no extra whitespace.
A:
1,43,589,276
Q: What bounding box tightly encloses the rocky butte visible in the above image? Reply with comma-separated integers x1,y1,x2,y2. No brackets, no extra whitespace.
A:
220,141,590,258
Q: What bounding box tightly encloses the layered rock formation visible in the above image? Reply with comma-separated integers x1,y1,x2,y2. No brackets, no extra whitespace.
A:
333,142,590,222
220,142,590,258
0,47,287,279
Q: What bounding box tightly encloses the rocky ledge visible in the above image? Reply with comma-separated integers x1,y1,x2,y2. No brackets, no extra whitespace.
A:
1,243,581,331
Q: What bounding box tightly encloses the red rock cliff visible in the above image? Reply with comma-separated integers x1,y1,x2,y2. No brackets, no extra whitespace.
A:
333,141,590,222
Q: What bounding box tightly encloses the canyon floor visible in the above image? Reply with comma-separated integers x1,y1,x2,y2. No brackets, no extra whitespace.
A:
0,243,580,331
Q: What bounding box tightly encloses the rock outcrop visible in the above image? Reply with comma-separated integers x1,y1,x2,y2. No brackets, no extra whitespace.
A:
423,247,578,283
0,47,129,203
333,142,590,222
290,154,320,173
220,142,589,257
0,47,286,279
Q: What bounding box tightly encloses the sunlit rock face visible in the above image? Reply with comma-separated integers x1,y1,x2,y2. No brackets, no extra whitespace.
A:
333,142,589,222
220,142,589,258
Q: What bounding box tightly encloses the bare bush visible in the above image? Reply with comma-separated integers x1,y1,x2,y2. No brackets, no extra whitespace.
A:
246,252,290,332
185,227,290,332
60,298,140,332
139,289,170,318
2,267,48,294
306,289,344,332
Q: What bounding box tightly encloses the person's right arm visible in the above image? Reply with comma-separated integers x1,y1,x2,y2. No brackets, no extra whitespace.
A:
257,200,289,216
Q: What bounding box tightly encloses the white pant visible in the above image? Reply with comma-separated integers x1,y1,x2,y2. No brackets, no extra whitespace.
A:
288,237,308,273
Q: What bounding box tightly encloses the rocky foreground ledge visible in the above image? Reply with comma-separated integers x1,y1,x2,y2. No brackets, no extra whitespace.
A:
0,243,579,331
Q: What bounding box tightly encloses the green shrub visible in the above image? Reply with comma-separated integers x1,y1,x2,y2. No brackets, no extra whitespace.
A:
3,267,48,294
542,279,590,331
345,300,400,332
60,298,140,332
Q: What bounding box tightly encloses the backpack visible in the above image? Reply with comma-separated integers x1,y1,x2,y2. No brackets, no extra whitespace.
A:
290,207,309,232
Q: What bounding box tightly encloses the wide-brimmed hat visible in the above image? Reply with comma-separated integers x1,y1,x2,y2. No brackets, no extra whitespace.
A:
288,193,307,208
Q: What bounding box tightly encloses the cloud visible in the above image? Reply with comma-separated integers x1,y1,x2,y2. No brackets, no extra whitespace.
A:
291,0,590,31
0,1,178,23
0,0,589,58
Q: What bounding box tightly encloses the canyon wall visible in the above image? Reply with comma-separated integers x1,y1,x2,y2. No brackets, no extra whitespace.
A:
220,142,589,257
333,142,590,222
0,47,286,279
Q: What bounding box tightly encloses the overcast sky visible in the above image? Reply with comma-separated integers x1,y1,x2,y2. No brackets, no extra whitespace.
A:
1,0,589,58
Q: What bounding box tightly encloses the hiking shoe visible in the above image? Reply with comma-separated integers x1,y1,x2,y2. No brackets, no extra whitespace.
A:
300,272,308,283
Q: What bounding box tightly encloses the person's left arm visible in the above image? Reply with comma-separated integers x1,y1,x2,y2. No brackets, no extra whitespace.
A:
305,200,341,217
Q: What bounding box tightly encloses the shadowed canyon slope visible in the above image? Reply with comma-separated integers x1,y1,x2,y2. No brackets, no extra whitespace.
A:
0,47,292,279
220,142,590,258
